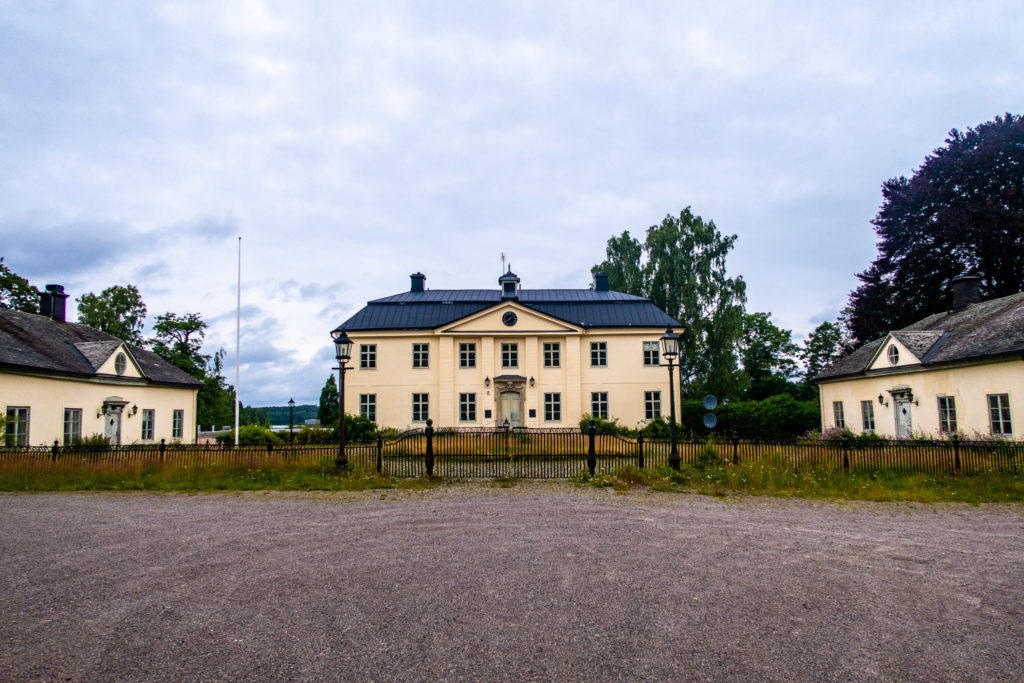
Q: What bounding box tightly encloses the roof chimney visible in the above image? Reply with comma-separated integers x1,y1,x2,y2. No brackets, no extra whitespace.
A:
410,272,426,293
593,272,610,292
40,284,69,322
950,273,982,311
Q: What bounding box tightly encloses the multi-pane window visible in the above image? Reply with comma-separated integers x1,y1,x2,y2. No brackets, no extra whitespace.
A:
459,343,476,368
544,393,561,422
543,342,560,368
988,394,1012,436
5,407,29,446
412,393,429,422
938,396,957,434
360,344,377,369
412,343,429,368
459,393,477,422
63,408,82,445
141,409,155,441
501,343,519,368
360,394,376,422
860,400,875,432
591,392,609,420
644,391,661,420
643,341,660,366
591,341,607,367
172,409,184,440
833,401,845,429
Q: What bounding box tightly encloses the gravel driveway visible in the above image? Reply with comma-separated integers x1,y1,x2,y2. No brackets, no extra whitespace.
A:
1,485,1022,681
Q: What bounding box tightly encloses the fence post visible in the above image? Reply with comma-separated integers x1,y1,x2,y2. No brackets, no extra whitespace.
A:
637,433,644,469
51,440,58,463
425,418,434,477
842,435,850,473
267,441,273,457
159,438,166,463
951,433,961,474
587,419,597,476
732,431,739,465
376,435,383,474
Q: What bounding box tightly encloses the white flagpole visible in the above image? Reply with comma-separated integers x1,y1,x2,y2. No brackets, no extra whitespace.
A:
234,236,241,446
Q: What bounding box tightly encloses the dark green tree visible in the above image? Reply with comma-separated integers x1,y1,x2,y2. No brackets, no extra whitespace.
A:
847,113,1024,344
0,258,40,313
801,320,852,382
593,207,747,398
196,349,235,431
739,312,800,400
318,375,340,426
76,284,147,344
149,312,209,379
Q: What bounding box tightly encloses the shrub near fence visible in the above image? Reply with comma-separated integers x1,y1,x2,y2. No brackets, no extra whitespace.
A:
1,430,1021,479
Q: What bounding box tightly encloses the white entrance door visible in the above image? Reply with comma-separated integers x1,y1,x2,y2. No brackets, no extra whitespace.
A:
499,391,521,427
104,408,122,445
894,400,912,438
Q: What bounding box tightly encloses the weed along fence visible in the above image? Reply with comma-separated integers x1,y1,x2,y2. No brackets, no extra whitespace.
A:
2,421,1021,478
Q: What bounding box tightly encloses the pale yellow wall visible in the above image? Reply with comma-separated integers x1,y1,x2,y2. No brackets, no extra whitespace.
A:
818,358,1024,438
867,336,922,371
344,304,672,430
2,371,199,445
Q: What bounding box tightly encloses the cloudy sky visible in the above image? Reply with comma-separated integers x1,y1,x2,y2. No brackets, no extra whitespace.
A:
2,1,1022,405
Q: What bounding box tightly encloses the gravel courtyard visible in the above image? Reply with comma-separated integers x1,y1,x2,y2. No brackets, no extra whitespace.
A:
1,485,1022,681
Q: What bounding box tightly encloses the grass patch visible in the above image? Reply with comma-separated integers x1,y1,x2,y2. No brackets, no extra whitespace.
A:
0,460,441,493
576,462,1024,504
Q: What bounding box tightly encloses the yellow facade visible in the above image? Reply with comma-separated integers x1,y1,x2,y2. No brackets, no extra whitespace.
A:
344,302,671,430
2,370,199,446
817,357,1022,438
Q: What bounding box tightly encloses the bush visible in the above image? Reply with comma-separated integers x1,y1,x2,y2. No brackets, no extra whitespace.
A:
216,424,284,446
579,414,630,436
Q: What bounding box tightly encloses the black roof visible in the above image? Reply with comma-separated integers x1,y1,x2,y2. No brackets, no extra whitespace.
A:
816,292,1024,381
340,288,679,331
0,308,203,387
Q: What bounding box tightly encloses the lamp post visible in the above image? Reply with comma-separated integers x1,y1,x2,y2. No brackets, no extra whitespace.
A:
288,397,295,443
331,328,352,470
660,326,680,470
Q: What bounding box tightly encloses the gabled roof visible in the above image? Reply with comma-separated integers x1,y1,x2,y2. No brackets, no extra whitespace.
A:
340,287,678,331
0,308,202,387
816,292,1024,381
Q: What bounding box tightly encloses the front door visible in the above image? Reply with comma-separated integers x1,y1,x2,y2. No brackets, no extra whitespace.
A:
894,400,912,438
104,408,122,445
499,391,521,427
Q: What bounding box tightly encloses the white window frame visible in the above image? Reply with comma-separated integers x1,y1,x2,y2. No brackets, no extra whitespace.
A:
937,396,957,434
860,400,875,432
171,409,184,440
988,394,1012,436
833,401,845,429
5,406,29,446
591,341,607,367
360,344,377,369
544,393,561,422
412,343,429,369
63,408,82,445
501,342,519,369
412,393,429,422
644,391,661,420
141,409,155,442
459,393,476,422
543,342,560,368
459,343,476,368
643,341,660,367
591,392,609,420
360,394,376,422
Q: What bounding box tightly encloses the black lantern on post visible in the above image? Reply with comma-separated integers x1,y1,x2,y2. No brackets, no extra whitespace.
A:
287,397,296,443
331,328,352,470
660,326,681,470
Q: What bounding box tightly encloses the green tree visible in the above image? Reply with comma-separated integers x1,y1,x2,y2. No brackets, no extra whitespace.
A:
846,113,1024,344
197,349,235,431
740,312,800,400
593,207,747,398
318,375,340,426
801,320,852,382
76,284,147,344
149,312,209,379
0,258,40,312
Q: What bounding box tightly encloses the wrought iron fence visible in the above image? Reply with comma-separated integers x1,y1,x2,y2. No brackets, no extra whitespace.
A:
1,426,1021,478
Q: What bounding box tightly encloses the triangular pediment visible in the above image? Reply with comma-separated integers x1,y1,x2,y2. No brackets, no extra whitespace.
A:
439,302,581,334
867,334,926,371
78,342,144,378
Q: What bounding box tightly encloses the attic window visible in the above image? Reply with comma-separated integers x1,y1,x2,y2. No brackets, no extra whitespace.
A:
115,353,127,375
886,345,899,366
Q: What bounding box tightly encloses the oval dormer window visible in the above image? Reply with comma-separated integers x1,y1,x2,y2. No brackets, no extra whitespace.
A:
115,352,127,375
887,344,899,366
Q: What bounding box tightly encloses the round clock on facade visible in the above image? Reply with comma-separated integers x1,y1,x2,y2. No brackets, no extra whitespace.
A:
502,311,518,326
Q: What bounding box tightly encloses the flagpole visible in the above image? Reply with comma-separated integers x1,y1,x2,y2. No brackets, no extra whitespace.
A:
234,236,241,447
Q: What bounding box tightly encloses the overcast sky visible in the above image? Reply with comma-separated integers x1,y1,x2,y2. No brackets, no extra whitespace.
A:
2,1,1022,405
